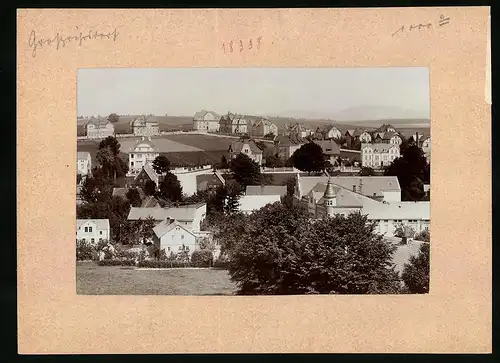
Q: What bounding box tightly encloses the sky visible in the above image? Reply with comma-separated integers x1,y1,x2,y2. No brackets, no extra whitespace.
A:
77,68,430,120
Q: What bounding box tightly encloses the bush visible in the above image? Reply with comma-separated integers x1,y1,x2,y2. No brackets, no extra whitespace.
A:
96,259,136,266
191,250,214,267
213,257,230,269
137,260,192,268
115,249,139,260
76,240,98,261
414,229,430,242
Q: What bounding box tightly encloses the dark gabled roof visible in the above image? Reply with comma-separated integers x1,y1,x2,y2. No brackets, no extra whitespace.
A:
274,134,306,146
229,139,263,154
313,140,341,155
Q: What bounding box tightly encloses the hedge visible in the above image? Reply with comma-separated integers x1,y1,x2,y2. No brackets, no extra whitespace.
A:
213,258,230,269
137,260,192,268
191,250,214,267
97,259,136,266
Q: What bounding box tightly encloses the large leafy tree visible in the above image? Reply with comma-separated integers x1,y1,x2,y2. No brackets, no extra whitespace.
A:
218,203,401,295
384,144,429,201
229,153,262,187
158,172,183,202
152,155,171,175
401,243,430,293
107,113,120,124
291,142,327,174
126,187,142,207
144,180,157,196
96,136,128,181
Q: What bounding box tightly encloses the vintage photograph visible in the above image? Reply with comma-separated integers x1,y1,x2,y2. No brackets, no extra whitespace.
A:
76,68,430,296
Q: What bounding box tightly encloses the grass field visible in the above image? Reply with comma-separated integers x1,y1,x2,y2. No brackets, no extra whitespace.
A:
76,262,237,295
163,134,235,151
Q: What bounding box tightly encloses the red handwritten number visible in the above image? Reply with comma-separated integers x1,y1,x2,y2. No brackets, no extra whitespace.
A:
239,40,244,52
257,36,262,49
229,40,233,53
248,39,253,50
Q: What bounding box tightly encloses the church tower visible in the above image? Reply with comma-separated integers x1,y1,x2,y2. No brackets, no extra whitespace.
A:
323,177,336,218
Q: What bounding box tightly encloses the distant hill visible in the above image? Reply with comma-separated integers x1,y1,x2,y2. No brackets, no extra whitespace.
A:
272,106,429,124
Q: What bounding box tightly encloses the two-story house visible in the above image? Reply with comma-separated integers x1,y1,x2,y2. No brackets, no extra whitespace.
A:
361,143,400,169
219,113,249,134
312,139,341,164
128,203,208,256
312,125,342,140
128,137,160,175
193,110,221,132
76,219,111,244
228,138,264,165
285,123,312,138
381,131,403,145
250,118,278,137
274,134,306,160
77,151,92,177
85,116,115,139
132,115,160,136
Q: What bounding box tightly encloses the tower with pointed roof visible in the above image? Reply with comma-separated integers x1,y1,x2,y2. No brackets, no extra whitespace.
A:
323,177,336,217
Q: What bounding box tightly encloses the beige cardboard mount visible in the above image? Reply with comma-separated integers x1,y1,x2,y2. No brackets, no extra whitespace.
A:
17,7,491,354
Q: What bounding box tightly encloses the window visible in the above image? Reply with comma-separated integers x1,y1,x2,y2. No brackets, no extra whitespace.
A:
84,227,88,232
131,162,134,167
82,238,86,242
181,235,184,240
384,219,389,222
99,231,102,235
99,238,102,242
89,227,92,232
131,154,134,158
91,238,95,243
167,247,170,251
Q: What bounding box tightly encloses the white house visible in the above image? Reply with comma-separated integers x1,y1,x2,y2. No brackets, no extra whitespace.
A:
193,110,221,132
77,151,92,176
314,178,430,237
152,218,198,256
128,137,160,175
359,130,372,143
228,139,264,165
76,219,110,244
85,117,115,139
314,125,342,140
361,143,400,169
132,115,160,136
170,165,214,196
127,203,207,232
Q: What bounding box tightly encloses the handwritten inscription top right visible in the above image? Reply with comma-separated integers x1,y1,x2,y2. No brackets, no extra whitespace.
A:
392,14,451,37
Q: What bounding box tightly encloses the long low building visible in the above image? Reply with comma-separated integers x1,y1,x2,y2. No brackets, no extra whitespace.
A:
295,174,402,203
311,178,429,237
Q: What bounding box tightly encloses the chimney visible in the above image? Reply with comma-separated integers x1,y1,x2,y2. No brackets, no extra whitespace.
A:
352,185,356,192
415,131,419,147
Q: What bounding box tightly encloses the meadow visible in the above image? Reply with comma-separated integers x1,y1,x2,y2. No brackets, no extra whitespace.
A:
76,262,237,295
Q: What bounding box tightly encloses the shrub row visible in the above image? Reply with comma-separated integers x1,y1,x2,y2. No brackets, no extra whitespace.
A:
137,260,192,268
97,259,136,266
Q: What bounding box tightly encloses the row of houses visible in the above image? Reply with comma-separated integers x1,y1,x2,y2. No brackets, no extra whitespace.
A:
192,110,279,137
76,202,210,257
78,172,429,257
77,114,162,139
